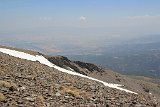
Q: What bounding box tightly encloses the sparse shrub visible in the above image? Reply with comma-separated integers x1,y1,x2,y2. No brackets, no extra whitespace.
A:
60,86,81,97
35,95,46,107
0,80,12,88
0,93,6,102
0,80,17,91
60,86,92,99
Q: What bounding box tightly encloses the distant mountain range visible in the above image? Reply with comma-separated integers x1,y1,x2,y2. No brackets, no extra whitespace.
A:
67,35,160,78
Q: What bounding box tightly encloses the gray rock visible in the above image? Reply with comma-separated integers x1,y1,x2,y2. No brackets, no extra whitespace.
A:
55,92,61,97
24,97,35,102
90,85,96,90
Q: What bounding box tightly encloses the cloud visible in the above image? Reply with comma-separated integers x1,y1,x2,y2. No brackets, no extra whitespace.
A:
127,14,160,19
79,16,86,21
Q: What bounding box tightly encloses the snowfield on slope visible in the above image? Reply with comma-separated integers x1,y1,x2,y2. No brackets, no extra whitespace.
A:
0,48,137,94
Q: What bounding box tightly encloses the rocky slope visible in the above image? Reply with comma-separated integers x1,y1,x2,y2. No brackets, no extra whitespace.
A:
47,56,160,99
0,46,160,107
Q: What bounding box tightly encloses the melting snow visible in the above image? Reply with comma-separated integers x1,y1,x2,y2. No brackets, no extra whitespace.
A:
0,48,137,94
0,48,37,61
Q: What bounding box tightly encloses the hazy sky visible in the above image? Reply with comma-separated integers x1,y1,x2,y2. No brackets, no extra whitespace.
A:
1,0,160,52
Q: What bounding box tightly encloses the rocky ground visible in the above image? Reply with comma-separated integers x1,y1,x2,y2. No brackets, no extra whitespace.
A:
47,56,160,99
0,51,160,106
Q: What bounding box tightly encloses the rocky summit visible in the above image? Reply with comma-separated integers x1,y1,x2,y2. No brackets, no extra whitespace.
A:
0,46,160,107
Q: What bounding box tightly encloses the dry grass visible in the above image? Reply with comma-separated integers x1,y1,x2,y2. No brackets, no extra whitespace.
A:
0,93,6,101
60,86,92,99
0,64,9,74
0,80,16,89
35,95,46,107
0,80,12,88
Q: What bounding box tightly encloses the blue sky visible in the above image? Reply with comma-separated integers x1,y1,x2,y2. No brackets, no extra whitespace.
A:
1,0,160,51
1,0,160,16
1,0,160,28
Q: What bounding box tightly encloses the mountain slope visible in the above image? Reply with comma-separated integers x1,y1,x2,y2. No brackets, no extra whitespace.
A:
0,46,160,107
0,47,136,94
47,56,160,98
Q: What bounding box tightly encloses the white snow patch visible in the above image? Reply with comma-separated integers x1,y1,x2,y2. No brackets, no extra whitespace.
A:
0,48,54,67
0,48,37,61
0,48,137,94
35,55,54,67
66,67,74,71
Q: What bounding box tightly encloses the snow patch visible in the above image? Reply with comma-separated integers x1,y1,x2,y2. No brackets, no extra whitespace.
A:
0,48,137,94
0,48,54,67
0,48,37,61
35,55,54,67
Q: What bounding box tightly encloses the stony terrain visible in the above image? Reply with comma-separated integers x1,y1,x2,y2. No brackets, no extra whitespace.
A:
0,49,160,106
47,56,160,99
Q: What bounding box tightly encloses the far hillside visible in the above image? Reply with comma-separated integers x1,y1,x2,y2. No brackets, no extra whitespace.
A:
67,35,160,78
